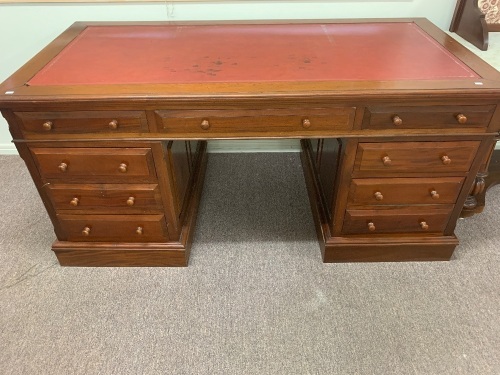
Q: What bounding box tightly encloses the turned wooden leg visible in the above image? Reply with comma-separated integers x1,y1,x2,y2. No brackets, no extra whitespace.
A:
461,146,500,217
463,171,487,211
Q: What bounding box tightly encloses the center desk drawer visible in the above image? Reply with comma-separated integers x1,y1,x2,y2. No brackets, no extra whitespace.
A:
47,183,162,213
155,108,355,135
31,147,156,181
354,141,480,174
15,110,148,136
58,214,169,242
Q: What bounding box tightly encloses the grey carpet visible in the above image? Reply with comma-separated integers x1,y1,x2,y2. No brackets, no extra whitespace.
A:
0,153,499,375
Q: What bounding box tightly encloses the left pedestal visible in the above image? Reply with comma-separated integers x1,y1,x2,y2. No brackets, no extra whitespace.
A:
16,138,207,267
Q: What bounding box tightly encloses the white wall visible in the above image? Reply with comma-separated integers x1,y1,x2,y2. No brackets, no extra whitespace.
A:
0,0,458,153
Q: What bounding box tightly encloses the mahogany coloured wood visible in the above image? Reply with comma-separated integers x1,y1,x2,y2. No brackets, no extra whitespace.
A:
347,177,465,206
58,213,169,242
31,147,156,181
155,108,356,137
1,19,500,266
362,105,494,130
46,183,163,213
343,206,453,235
353,141,480,175
15,110,149,137
461,146,500,216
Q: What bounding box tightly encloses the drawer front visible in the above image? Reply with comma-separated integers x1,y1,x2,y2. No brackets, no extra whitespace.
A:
348,177,465,206
354,141,480,174
47,183,162,213
31,147,156,181
155,107,356,135
15,111,148,136
362,105,495,130
58,214,169,242
343,207,453,235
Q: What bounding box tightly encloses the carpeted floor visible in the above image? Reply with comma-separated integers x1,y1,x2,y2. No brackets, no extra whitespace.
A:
0,153,499,375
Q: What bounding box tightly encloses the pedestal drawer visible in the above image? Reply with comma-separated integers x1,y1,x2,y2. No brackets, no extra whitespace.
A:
348,177,465,206
15,110,148,136
342,206,453,235
354,141,480,174
58,214,169,242
31,147,156,181
47,183,163,213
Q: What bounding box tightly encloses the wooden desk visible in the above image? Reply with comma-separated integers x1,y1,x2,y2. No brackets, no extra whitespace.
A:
1,19,500,266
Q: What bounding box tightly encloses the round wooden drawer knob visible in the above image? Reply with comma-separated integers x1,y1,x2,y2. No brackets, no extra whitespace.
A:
430,190,440,200
127,196,135,206
108,119,119,130
302,118,311,129
392,115,403,126
374,191,384,201
200,119,210,130
420,221,429,230
382,156,392,166
118,163,128,173
441,155,451,165
58,162,68,172
136,226,143,235
42,121,53,131
456,114,467,124
82,226,91,236
367,222,376,232
70,197,79,206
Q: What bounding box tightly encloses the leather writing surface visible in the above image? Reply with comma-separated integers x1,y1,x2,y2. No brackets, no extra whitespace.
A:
28,23,479,86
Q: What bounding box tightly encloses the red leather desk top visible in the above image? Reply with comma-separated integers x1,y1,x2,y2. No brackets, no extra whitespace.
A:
28,23,479,86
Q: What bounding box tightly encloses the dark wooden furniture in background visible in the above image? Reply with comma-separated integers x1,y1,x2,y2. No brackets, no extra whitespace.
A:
450,0,489,50
1,19,500,266
450,0,500,50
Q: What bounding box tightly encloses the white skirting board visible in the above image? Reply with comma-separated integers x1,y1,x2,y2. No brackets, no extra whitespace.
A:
206,139,301,153
0,144,17,155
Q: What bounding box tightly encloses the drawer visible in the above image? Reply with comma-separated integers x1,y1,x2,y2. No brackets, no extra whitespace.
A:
15,110,148,136
343,206,453,235
354,141,480,175
154,107,355,135
31,147,156,182
46,183,163,213
348,177,465,206
362,105,495,130
58,214,169,242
